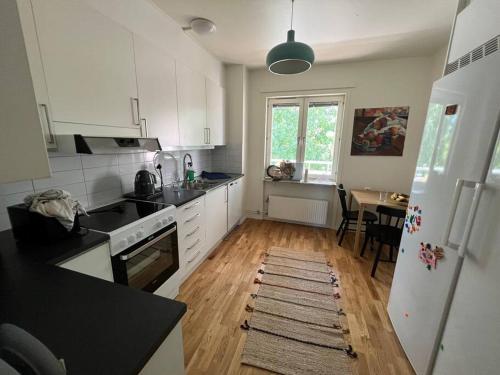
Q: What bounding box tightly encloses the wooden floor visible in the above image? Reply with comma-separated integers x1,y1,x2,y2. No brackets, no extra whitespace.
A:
177,219,414,375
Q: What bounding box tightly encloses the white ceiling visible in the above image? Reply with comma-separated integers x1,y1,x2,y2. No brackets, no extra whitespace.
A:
152,0,457,67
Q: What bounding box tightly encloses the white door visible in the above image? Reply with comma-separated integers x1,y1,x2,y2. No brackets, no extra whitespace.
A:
31,0,139,129
134,34,179,146
176,62,206,146
205,185,228,251
432,97,500,373
206,78,225,145
388,52,500,375
228,178,243,229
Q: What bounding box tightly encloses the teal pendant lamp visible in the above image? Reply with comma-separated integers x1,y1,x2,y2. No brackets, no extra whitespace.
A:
266,0,314,75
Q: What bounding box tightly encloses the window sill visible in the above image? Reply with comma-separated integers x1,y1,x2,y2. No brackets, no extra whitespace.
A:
263,177,336,187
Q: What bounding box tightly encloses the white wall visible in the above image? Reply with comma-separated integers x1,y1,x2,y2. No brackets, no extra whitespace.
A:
82,0,224,85
246,54,445,227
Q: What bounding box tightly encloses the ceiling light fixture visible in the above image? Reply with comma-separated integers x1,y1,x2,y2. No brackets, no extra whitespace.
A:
183,18,216,35
266,0,315,75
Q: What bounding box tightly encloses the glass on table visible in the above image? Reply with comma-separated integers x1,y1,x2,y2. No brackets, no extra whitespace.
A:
379,191,388,202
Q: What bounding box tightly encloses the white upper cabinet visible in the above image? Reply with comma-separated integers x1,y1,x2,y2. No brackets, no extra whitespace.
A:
175,62,206,146
30,0,140,131
205,78,226,146
134,35,180,146
17,0,57,149
0,0,51,183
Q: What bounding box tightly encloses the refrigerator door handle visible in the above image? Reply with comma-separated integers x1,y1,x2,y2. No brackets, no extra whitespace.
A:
442,179,465,249
457,182,484,258
442,179,484,254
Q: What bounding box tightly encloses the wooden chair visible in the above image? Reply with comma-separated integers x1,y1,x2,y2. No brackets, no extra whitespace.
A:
360,205,405,277
336,184,377,246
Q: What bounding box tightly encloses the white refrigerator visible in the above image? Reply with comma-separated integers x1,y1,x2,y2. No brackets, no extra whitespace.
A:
388,49,500,375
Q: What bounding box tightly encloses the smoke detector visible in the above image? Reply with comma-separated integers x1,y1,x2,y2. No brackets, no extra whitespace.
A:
183,18,216,35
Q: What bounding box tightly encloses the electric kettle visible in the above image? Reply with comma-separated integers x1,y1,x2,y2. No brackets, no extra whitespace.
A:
134,170,156,197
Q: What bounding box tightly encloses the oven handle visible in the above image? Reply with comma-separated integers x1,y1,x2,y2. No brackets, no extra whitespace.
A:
119,226,177,261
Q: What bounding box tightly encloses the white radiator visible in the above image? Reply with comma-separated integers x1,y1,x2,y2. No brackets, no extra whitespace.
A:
268,195,328,225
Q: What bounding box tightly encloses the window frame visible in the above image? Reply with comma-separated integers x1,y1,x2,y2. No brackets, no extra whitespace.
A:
265,94,345,181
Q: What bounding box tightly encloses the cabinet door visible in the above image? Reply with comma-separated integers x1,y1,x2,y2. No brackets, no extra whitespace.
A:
17,0,56,149
134,35,179,146
206,78,226,145
205,185,228,251
58,242,114,282
31,0,139,129
176,62,206,146
228,178,243,229
1,0,51,183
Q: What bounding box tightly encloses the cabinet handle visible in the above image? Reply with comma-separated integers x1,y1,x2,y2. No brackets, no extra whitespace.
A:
183,201,200,211
185,226,200,238
131,97,140,126
184,213,200,224
186,238,201,251
187,249,201,263
39,104,55,144
141,118,148,137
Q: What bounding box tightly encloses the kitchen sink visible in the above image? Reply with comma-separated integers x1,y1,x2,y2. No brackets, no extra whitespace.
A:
180,180,223,191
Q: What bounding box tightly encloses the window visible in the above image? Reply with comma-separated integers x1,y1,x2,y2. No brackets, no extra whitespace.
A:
265,95,344,180
416,103,459,180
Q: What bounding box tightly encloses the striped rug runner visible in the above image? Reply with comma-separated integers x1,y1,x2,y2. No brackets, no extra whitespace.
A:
241,247,355,375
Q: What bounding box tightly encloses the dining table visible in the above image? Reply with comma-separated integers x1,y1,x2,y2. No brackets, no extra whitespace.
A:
348,189,408,254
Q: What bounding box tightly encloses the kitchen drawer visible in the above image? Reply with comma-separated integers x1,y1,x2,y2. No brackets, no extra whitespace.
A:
182,232,203,255
183,238,204,275
178,197,203,222
179,224,203,250
179,210,203,236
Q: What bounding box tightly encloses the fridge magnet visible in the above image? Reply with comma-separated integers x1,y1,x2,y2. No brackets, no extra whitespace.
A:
419,242,444,270
351,106,409,156
405,205,422,234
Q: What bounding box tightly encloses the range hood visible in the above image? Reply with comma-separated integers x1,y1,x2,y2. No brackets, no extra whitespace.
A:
54,135,162,154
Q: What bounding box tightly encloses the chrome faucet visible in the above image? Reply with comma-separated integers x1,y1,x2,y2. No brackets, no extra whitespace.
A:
183,153,193,182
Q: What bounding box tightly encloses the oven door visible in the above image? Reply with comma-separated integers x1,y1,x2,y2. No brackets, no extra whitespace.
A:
112,223,179,292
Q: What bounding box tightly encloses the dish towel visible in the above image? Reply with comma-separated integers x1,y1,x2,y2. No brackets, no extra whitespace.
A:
24,189,87,230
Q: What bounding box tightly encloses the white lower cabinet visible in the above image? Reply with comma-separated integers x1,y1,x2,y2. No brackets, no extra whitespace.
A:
205,185,228,253
176,196,206,281
139,321,184,375
228,177,244,230
58,242,114,282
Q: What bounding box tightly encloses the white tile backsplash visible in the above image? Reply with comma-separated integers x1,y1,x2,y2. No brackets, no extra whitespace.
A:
33,170,85,190
81,154,118,169
49,156,82,172
118,162,147,176
0,180,34,195
0,147,228,231
85,176,121,195
118,153,144,165
35,182,87,198
82,165,120,182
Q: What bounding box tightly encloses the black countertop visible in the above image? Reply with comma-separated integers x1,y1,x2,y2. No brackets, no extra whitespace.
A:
0,229,187,375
